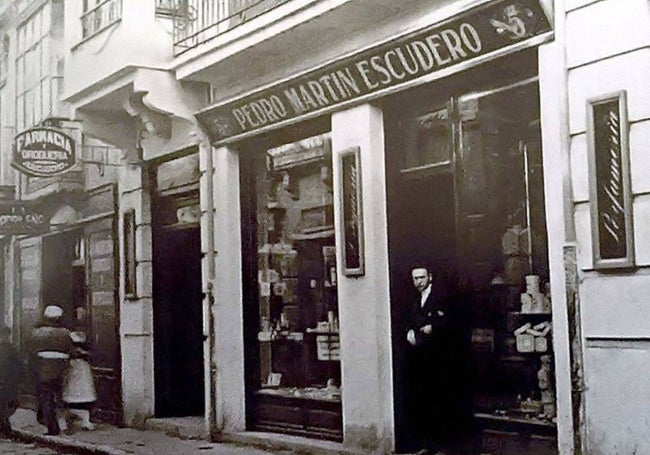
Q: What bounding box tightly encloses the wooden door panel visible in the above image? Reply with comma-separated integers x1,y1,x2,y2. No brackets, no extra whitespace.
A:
86,220,122,424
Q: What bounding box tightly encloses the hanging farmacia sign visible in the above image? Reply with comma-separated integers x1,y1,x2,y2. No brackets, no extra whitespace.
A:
12,127,76,177
197,0,553,143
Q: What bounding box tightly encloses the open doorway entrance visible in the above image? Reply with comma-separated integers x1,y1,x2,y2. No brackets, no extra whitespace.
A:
387,57,556,454
152,203,204,418
385,94,460,453
152,179,205,418
42,230,82,330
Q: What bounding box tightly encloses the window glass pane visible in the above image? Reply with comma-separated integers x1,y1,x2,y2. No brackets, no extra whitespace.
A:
16,27,22,53
251,133,341,398
16,95,23,131
16,56,24,94
33,10,41,42
25,21,34,48
34,82,42,124
25,90,33,128
41,38,49,75
42,78,51,119
24,49,32,88
455,83,547,288
416,109,452,165
41,2,51,36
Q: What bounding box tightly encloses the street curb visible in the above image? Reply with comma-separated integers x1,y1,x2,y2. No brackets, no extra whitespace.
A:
12,428,128,455
220,431,372,455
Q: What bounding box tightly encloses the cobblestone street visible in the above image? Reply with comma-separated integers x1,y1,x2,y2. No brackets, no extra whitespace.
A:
0,437,74,455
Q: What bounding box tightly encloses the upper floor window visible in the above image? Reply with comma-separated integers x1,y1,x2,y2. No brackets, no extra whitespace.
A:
0,35,8,87
81,0,122,40
16,3,53,130
156,0,187,16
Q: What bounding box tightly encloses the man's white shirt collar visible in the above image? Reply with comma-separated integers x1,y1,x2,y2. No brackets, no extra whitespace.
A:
420,284,432,307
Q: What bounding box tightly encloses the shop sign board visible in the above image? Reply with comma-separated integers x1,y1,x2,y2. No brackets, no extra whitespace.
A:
587,91,634,269
197,0,552,143
12,127,76,177
0,201,49,235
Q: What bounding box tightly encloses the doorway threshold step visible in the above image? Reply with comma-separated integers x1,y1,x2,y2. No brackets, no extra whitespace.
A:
145,416,207,440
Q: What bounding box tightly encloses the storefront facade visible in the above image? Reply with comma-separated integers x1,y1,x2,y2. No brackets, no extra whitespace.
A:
10,148,123,425
192,1,568,453
11,0,644,453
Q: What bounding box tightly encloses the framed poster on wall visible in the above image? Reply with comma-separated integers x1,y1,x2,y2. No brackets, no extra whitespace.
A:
338,147,364,276
123,210,137,297
587,90,634,269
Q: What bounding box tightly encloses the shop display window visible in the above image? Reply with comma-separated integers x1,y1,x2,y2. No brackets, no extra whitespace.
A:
402,105,453,174
453,81,554,425
250,132,342,405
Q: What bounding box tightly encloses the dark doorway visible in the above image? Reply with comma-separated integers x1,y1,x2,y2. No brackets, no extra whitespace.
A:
153,225,204,417
387,55,555,453
42,232,77,328
387,172,457,452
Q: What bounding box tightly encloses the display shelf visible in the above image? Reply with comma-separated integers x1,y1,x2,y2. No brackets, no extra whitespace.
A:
508,312,552,317
257,386,341,402
475,412,556,432
498,355,535,362
289,228,335,241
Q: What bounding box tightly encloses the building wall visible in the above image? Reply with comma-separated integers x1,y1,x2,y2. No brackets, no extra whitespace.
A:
331,104,394,451
190,1,560,453
117,162,155,426
0,0,129,422
210,144,246,434
545,0,650,453
0,16,16,187
63,0,174,101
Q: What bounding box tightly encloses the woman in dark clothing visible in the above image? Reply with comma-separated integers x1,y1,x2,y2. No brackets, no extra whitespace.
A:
30,306,73,436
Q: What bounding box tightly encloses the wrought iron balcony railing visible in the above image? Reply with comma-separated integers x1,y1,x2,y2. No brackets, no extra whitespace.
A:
160,0,290,56
81,0,122,41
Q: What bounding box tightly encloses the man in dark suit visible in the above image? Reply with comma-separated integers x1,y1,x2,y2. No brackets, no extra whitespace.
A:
404,264,470,455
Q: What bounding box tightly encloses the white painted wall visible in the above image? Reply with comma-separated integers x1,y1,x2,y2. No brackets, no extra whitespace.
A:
118,163,155,425
63,0,174,101
560,0,650,453
331,104,394,452
538,1,574,451
211,145,246,433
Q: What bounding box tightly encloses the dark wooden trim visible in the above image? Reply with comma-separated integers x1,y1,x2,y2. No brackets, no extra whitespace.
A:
123,209,137,298
586,90,634,269
239,150,261,430
337,146,364,277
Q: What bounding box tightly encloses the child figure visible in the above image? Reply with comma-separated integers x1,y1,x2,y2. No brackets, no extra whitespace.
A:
62,331,97,431
0,326,23,435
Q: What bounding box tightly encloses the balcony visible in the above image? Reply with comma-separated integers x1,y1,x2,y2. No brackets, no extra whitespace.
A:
163,0,290,55
81,0,122,42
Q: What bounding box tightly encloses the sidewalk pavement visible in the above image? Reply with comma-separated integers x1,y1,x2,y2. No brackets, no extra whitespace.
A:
9,408,293,455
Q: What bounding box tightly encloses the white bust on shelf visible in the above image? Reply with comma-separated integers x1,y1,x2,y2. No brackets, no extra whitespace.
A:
520,275,548,314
